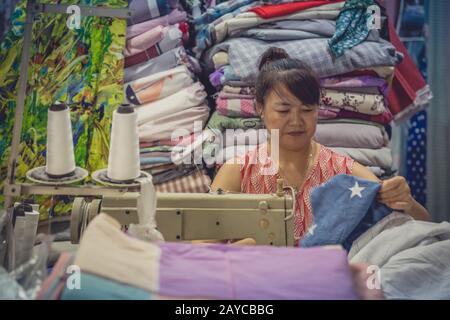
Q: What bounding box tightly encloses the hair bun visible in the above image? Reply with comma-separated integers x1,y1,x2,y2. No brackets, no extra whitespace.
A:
258,47,290,71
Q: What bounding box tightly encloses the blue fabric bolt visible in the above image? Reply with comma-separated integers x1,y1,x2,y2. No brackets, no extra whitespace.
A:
301,174,392,251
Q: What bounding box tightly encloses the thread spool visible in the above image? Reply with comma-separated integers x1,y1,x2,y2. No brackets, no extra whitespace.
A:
107,104,141,182
13,203,40,267
45,103,76,178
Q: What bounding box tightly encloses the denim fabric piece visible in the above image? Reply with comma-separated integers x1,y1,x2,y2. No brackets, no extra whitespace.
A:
301,174,392,249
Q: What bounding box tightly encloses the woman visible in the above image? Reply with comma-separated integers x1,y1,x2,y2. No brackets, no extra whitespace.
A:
211,47,430,242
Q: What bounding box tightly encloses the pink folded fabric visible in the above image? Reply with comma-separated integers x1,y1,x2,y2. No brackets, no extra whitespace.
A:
125,25,166,57
216,97,257,118
218,91,254,100
318,106,340,119
127,9,187,39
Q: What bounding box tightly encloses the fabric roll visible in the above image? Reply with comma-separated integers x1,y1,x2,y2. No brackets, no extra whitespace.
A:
125,25,184,68
136,82,207,125
331,147,392,170
216,97,257,118
125,66,194,106
128,0,171,25
320,89,386,115
155,170,211,193
124,47,188,83
127,9,187,39
315,122,389,149
139,104,210,142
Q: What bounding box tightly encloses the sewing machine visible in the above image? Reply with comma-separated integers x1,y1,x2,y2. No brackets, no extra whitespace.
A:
1,1,296,251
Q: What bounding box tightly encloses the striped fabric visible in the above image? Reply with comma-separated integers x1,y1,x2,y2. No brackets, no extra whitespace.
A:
155,169,211,193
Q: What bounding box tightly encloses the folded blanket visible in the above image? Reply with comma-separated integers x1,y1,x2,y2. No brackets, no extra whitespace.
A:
321,76,388,97
222,85,255,96
128,0,171,25
216,97,257,118
249,0,344,19
155,170,211,193
140,134,196,148
334,108,394,125
127,9,187,39
315,123,389,149
151,166,201,185
320,89,387,115
331,147,392,170
124,47,189,83
136,82,207,125
214,2,345,45
207,38,402,83
139,104,210,142
300,174,392,250
125,66,194,106
207,111,263,132
125,24,186,68
218,91,254,100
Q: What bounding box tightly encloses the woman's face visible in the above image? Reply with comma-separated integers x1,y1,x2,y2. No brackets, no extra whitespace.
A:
258,85,318,152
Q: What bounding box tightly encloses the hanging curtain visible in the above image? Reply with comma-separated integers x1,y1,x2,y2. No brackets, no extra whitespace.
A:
426,0,450,222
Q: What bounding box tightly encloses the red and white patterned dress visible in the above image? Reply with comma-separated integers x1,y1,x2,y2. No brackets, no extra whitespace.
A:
239,143,354,242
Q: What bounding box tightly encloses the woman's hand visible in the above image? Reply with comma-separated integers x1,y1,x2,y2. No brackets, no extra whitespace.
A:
377,176,414,212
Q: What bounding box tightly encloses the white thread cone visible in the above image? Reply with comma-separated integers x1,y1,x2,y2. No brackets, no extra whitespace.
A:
107,105,140,181
45,103,76,177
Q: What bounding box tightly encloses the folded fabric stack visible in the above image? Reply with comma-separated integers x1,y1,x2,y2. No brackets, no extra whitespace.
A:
125,0,211,192
193,0,429,178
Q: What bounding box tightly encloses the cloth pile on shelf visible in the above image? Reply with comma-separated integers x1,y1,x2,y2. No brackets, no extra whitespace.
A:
194,0,430,179
124,0,211,192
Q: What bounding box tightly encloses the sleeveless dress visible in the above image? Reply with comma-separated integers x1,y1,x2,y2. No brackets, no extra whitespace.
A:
239,143,355,242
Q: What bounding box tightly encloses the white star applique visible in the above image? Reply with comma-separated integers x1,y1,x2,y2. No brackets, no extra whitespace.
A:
308,224,317,236
349,181,366,199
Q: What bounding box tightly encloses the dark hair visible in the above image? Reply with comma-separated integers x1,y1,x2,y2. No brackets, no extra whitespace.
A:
255,47,320,107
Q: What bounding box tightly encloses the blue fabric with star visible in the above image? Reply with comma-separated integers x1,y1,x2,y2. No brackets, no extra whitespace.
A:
300,174,392,251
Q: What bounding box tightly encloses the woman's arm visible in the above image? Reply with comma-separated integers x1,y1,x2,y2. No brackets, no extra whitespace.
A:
351,161,431,221
210,158,242,193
